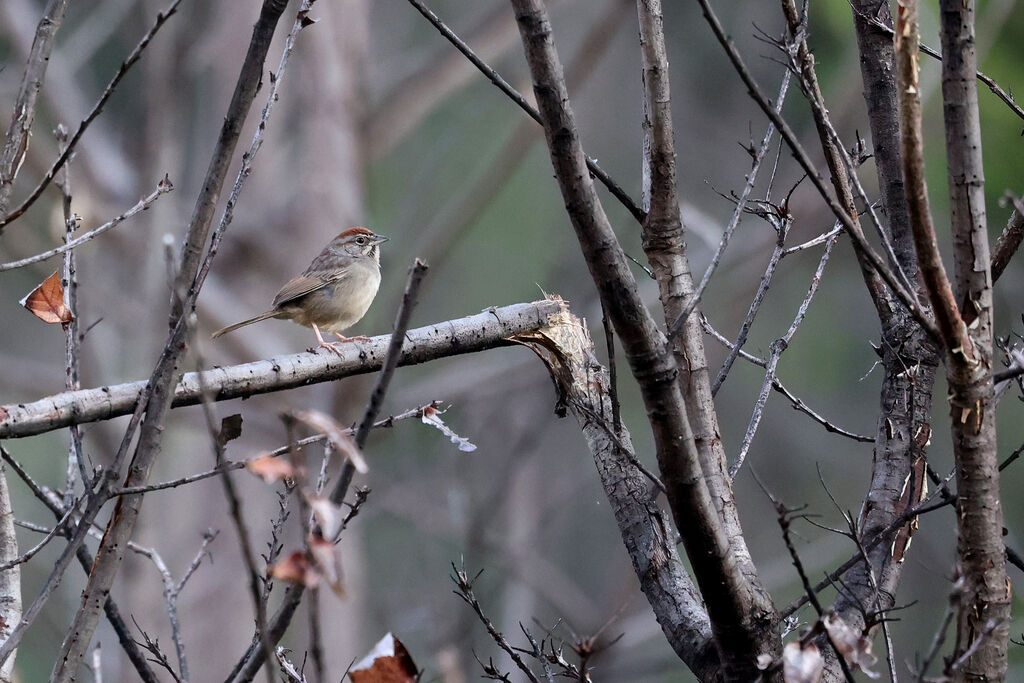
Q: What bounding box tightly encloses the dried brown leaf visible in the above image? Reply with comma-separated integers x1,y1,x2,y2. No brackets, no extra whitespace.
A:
217,414,243,448
782,641,823,683
268,551,318,587
421,405,476,452
309,534,344,596
20,270,73,324
245,454,295,483
292,409,368,473
822,611,879,678
305,493,344,539
350,633,418,683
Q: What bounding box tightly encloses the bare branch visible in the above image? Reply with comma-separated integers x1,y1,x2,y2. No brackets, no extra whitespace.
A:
1,299,561,439
895,0,968,357
695,0,940,340
0,468,20,683
0,0,71,215
666,70,792,340
0,0,181,230
114,404,435,496
991,197,1024,284
512,303,719,678
730,232,838,477
0,176,173,271
510,2,780,676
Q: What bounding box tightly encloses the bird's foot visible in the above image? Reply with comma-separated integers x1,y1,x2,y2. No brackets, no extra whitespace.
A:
333,333,370,343
314,340,346,356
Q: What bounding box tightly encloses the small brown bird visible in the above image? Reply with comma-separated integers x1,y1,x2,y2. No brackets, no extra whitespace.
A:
212,226,388,351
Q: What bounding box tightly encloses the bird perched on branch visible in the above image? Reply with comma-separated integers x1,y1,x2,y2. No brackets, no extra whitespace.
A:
212,226,388,351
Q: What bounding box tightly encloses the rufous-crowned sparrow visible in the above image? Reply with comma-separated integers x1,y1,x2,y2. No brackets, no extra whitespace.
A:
212,226,388,350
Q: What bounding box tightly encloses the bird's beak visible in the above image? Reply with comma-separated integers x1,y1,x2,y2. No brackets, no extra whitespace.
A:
372,234,389,245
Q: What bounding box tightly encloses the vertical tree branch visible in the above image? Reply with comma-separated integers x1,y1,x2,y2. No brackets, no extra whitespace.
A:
634,3,779,667
0,0,71,214
0,3,69,670
823,5,942,677
510,2,778,677
936,0,1007,674
0,469,19,683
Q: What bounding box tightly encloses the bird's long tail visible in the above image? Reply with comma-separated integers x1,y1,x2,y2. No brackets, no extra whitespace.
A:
211,310,279,339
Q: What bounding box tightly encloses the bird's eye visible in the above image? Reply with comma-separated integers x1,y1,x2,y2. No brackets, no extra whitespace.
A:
355,236,367,245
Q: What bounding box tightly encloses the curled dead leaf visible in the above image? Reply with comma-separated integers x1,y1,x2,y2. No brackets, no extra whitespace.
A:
305,493,344,540
309,535,344,597
21,270,73,324
822,611,879,678
217,414,243,448
421,405,476,452
350,633,418,683
245,454,295,483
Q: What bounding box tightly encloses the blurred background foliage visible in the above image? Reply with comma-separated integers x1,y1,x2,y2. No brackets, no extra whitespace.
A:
0,0,1022,680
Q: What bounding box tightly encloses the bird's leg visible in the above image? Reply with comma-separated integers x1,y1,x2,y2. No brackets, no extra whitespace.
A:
312,324,345,355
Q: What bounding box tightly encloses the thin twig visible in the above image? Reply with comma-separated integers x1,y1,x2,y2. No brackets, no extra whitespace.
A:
712,216,789,395
452,563,541,683
114,404,436,496
702,316,872,442
930,586,962,675
730,233,838,477
0,501,77,572
0,176,173,271
133,530,219,682
195,357,276,683
666,69,792,340
751,473,856,683
0,0,182,229
56,124,89,499
330,258,428,506
695,0,940,341
779,473,959,620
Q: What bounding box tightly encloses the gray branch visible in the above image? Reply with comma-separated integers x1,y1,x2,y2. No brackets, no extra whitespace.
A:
0,299,562,440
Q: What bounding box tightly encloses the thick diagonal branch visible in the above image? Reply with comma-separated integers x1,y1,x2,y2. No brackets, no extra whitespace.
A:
513,304,719,680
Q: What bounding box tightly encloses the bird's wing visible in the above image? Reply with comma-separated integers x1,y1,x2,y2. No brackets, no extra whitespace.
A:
272,269,349,308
